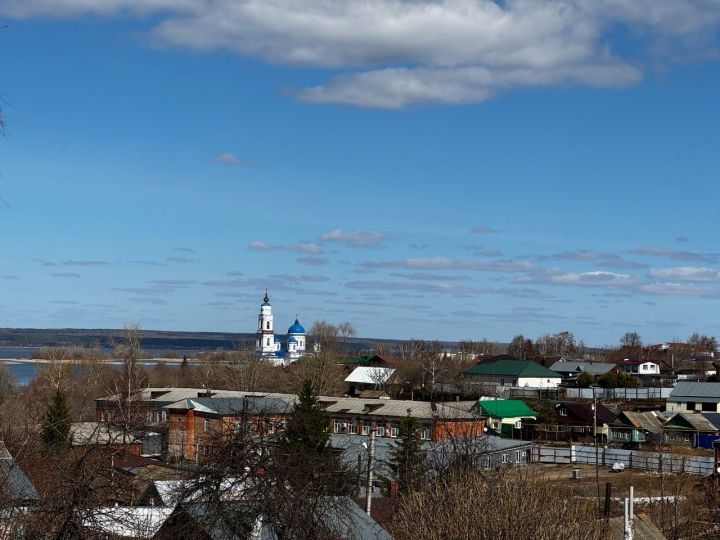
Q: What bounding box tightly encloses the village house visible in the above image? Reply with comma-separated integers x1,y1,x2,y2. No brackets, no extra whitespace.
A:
663,412,720,449
319,397,483,442
70,421,144,456
608,411,665,447
344,366,396,397
464,359,562,388
527,401,615,443
615,359,661,376
165,395,292,462
113,389,485,463
548,360,616,383
471,399,537,438
666,381,720,413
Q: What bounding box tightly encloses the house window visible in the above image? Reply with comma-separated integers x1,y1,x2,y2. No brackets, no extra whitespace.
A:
204,419,210,432
362,422,371,435
501,454,508,464
686,402,696,411
334,420,348,433
559,408,568,417
348,419,357,433
702,403,716,412
377,425,386,437
390,425,399,438
420,426,431,440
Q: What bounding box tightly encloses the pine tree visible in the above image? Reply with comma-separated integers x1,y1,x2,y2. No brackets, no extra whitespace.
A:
281,378,330,456
389,412,427,494
42,388,71,450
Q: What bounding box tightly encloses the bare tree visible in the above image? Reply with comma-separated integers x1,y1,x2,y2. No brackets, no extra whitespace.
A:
107,325,148,444
391,467,605,540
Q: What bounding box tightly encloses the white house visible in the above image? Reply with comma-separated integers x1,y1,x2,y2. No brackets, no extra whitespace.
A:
615,359,661,375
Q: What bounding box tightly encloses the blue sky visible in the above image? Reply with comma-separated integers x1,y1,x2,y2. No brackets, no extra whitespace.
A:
1,1,720,346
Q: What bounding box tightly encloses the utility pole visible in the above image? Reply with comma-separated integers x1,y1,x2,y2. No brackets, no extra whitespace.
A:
365,426,376,516
624,485,634,540
593,390,600,513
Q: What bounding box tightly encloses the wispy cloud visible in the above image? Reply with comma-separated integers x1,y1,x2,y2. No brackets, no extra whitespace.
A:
675,235,689,243
470,226,498,234
389,272,472,282
537,250,645,269
165,256,196,264
517,269,637,287
248,240,324,254
296,256,329,266
362,256,534,273
647,266,720,282
269,274,331,283
625,247,720,263
318,228,387,247
40,259,109,267
637,282,720,297
346,279,489,295
1,275,18,280
212,152,251,165
127,260,167,267
51,272,81,278
174,247,195,253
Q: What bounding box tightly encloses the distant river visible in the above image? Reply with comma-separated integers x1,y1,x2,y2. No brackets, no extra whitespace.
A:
0,347,205,386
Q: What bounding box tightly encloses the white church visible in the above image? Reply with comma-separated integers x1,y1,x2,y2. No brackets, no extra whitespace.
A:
255,291,310,365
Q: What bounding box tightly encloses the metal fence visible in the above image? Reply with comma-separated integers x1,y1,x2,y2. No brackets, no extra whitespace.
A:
532,444,715,476
564,388,672,400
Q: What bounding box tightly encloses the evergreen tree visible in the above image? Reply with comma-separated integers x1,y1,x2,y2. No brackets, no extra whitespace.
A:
389,412,427,494
576,371,594,388
42,388,71,450
281,378,330,456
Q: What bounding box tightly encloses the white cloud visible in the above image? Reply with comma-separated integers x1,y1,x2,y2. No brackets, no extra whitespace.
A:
319,228,386,247
212,152,249,165
637,282,720,296
346,279,488,295
626,247,720,263
470,226,498,234
363,256,534,273
647,266,720,282
551,271,634,286
3,1,719,107
248,240,324,254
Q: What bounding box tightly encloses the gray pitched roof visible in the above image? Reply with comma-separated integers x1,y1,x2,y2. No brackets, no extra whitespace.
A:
548,361,615,376
0,442,39,502
668,382,720,403
666,412,719,433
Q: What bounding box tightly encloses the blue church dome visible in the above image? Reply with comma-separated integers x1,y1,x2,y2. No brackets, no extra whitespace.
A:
287,319,305,334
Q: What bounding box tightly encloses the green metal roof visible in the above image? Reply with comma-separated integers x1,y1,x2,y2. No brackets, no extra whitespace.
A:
338,354,384,365
473,399,537,419
464,359,561,378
